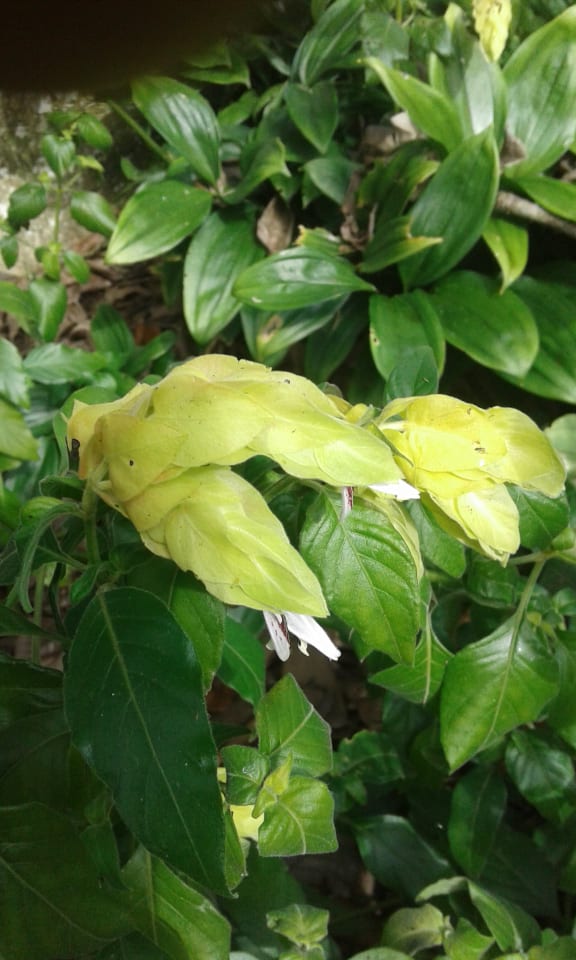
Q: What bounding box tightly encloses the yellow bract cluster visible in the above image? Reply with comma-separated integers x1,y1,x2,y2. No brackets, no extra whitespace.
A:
473,0,512,61
377,395,565,563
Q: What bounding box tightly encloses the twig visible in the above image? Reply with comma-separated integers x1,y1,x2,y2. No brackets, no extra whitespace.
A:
495,190,576,240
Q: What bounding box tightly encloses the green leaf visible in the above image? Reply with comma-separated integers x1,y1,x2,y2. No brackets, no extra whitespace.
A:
406,501,466,578
334,731,403,805
221,745,268,804
381,905,445,955
97,933,170,960
234,248,374,311
466,555,523,608
124,847,231,960
385,346,439,399
503,7,576,177
285,81,338,153
107,180,211,264
70,191,117,237
63,249,90,283
447,766,507,876
267,904,328,949
547,414,576,479
0,282,34,331
256,674,332,778
505,729,576,823
29,278,67,341
358,142,438,222
356,815,451,899
515,174,576,223
399,129,499,289
258,776,337,856
132,76,221,186
91,304,134,357
304,295,367,382
293,0,363,85
0,233,18,269
300,491,420,662
242,298,342,367
432,271,538,377
8,182,47,228
370,627,451,704
0,337,29,407
23,343,109,385
0,802,129,960
360,215,442,274
482,217,528,291
183,211,263,344
75,113,113,150
366,59,462,152
64,587,229,893
467,883,540,952
369,291,445,379
509,276,576,402
443,918,495,960
304,156,359,205
440,617,558,770
41,133,76,177
509,487,569,550
223,138,289,204
219,617,265,707
0,398,38,460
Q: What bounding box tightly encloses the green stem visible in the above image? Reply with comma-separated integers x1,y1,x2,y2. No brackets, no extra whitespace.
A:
82,484,101,567
52,182,63,244
107,100,170,163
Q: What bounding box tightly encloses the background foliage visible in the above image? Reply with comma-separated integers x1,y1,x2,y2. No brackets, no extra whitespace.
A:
1,1,576,958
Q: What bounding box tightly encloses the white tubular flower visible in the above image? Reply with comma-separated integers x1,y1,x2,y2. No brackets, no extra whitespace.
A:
263,611,341,662
368,480,420,501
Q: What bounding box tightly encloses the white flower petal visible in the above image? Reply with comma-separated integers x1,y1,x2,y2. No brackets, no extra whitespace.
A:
369,479,420,501
284,612,341,661
263,611,291,661
340,485,354,520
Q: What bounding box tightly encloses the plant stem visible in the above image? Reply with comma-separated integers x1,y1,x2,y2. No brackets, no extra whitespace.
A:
31,566,45,664
107,100,170,163
82,484,101,567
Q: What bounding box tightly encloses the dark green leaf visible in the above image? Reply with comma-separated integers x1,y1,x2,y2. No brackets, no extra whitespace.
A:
107,180,211,264
432,271,538,377
234,248,374,311
256,674,332,778
399,129,499,289
505,729,576,823
219,616,265,707
406,501,465,578
97,932,170,960
64,587,229,893
440,617,558,769
466,554,523,608
223,138,289,204
367,59,462,152
304,156,359,205
467,882,540,952
242,298,342,367
356,815,451,899
8,182,47,228
509,487,570,550
0,336,29,407
370,627,451,704
183,211,263,344
476,826,559,919
70,191,117,237
29,278,67,341
510,276,576,402
385,346,439,399
300,491,420,662
0,233,18,269
132,76,221,185
0,802,129,960
447,766,507,876
91,304,134,357
304,295,367,382
221,745,268,804
285,81,338,153
369,291,445,379
503,8,576,177
41,133,76,178
75,113,113,150
293,0,363,85
361,215,442,274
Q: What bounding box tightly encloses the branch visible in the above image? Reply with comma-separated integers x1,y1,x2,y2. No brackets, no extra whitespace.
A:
495,190,576,240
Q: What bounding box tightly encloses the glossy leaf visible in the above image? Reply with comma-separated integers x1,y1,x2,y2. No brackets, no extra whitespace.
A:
400,129,499,289
370,628,451,704
304,295,367,382
468,883,540,952
256,674,332,778
509,487,569,550
503,8,576,177
510,276,576,402
300,490,420,662
361,215,442,274
132,76,221,185
242,298,342,367
70,190,117,237
234,247,374,311
23,342,109,385
356,815,451,899
381,905,445,955
293,0,363,85
223,138,289,204
0,802,129,960
29,278,67,341
41,133,76,177
406,501,466,578
432,271,538,376
482,217,529,290
8,182,47,228
505,729,576,823
258,776,337,856
447,766,507,876
64,587,229,893
304,156,359,205
124,847,231,960
285,81,338,153
385,346,439,399
515,174,576,223
183,211,263,344
367,59,462,152
440,617,558,770
219,616,265,707
369,291,445,379
107,181,211,264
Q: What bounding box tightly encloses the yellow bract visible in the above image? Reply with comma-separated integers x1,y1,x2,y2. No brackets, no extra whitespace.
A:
473,0,512,61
